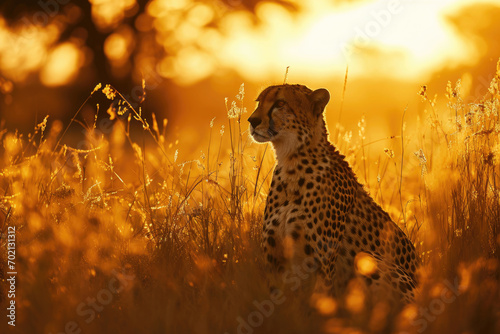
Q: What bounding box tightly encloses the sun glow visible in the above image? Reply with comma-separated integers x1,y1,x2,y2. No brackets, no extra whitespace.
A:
40,42,84,86
214,0,497,82
0,18,60,82
99,0,500,85
0,0,498,87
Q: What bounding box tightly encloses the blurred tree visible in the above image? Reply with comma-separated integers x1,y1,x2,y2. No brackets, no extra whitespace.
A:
0,0,300,130
0,0,300,86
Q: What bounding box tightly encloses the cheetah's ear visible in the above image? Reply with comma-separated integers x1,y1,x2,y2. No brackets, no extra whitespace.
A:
310,88,330,116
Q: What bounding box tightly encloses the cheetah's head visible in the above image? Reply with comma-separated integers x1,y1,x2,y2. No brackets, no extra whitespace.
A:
247,84,330,154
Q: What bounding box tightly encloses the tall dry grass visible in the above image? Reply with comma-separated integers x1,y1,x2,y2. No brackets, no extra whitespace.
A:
0,63,499,334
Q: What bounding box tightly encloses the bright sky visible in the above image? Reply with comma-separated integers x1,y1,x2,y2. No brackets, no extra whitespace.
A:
217,0,497,82
0,0,498,86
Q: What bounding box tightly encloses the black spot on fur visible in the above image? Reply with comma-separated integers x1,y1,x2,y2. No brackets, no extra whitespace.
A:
267,237,276,247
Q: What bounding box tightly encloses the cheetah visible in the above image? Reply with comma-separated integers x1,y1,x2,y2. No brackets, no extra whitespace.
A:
247,84,418,306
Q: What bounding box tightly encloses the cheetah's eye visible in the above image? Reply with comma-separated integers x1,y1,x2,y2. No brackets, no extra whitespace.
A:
276,100,285,108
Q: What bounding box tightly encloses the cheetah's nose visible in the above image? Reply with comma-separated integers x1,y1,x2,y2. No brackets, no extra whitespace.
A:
248,116,262,129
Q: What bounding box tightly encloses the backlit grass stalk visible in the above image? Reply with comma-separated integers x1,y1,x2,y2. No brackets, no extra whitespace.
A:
0,66,499,333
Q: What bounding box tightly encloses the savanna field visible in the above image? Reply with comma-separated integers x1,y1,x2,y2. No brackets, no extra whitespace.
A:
1,62,500,334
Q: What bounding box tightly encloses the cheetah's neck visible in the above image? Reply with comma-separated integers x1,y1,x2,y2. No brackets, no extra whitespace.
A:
273,119,331,164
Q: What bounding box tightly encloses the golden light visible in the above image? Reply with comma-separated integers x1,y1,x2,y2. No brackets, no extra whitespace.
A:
0,18,60,82
187,3,214,27
213,0,492,83
355,252,378,276
3,133,22,160
0,1,498,332
194,254,216,272
0,77,13,94
112,0,488,88
145,0,219,84
90,0,137,31
345,279,366,314
105,33,129,63
312,294,338,316
401,303,419,320
40,42,84,87
175,47,215,84
104,27,135,66
458,262,472,293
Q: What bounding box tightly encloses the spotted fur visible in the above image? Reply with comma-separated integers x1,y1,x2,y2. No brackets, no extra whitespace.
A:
248,84,418,305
